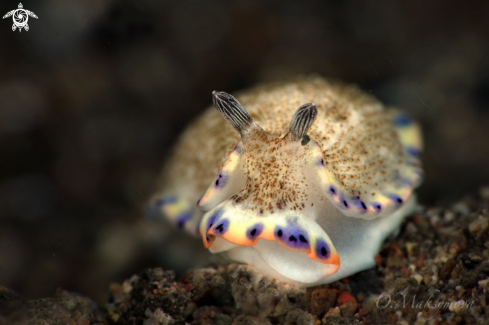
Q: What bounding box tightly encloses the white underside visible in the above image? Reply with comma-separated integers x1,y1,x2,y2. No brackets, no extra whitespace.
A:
211,195,415,286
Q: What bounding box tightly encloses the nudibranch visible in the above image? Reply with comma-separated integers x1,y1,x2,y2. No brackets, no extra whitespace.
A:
152,76,423,286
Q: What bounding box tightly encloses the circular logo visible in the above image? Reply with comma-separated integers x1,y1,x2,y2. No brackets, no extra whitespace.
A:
13,9,28,28
2,3,38,32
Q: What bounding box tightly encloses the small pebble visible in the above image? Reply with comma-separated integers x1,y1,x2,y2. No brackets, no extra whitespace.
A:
449,300,469,315
479,279,489,291
323,307,341,319
439,259,456,281
405,242,419,258
468,217,489,234
413,274,423,284
310,288,336,317
339,301,357,317
337,291,356,305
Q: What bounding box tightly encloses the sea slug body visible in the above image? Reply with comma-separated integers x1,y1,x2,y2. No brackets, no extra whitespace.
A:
152,76,423,286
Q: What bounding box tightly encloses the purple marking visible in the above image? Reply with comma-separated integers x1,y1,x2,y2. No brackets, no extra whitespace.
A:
406,147,421,158
372,202,382,212
274,224,310,249
328,185,337,196
246,223,264,240
204,209,223,244
394,115,411,127
207,210,222,230
176,212,192,229
156,196,177,207
214,173,227,188
352,198,367,210
212,218,229,235
317,157,325,166
234,144,243,154
350,196,367,210
390,195,403,205
206,210,223,231
339,194,349,209
315,239,330,260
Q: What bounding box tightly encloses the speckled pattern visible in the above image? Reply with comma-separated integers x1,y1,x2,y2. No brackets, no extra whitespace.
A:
154,75,422,227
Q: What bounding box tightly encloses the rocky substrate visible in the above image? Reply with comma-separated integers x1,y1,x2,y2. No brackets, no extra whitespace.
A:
2,190,489,325
0,286,104,325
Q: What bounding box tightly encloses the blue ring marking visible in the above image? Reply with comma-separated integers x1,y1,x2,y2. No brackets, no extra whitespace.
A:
274,224,310,250
339,193,349,209
214,173,227,188
350,196,367,211
406,146,421,158
204,209,223,243
246,223,264,240
275,228,283,238
390,194,403,205
328,185,337,196
394,115,411,127
315,239,330,260
357,200,368,210
372,202,382,212
156,196,177,207
213,218,230,235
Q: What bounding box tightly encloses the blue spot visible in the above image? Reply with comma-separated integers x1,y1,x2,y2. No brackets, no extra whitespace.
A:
176,213,192,229
234,144,243,154
391,195,403,205
156,196,177,207
206,210,223,231
350,196,366,210
406,147,421,158
329,186,337,196
316,239,330,260
214,173,227,188
394,115,411,127
246,223,264,240
372,203,382,212
339,194,349,209
213,218,230,235
317,157,325,166
274,224,310,249
358,201,367,210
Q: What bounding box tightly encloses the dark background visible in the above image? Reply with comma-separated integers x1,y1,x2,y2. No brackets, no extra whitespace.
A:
0,0,488,305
